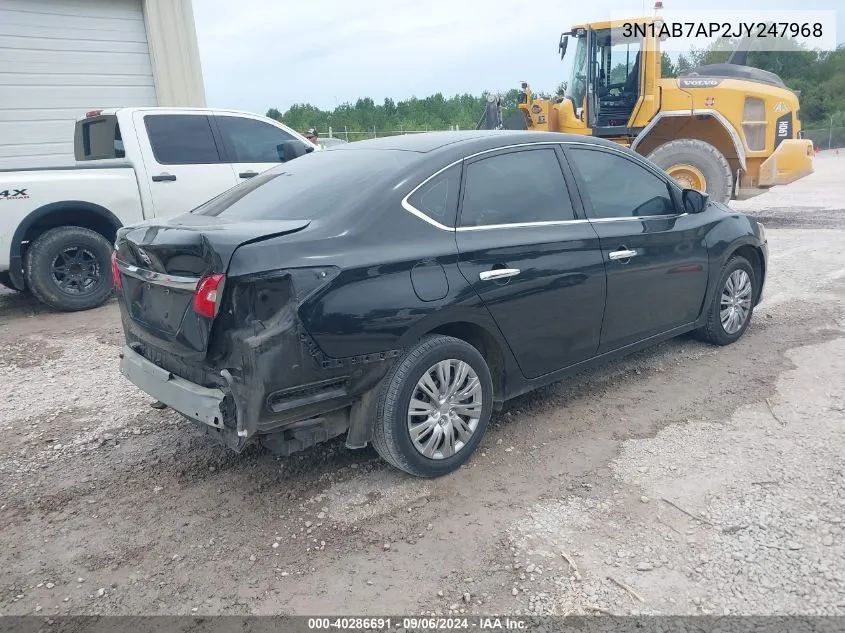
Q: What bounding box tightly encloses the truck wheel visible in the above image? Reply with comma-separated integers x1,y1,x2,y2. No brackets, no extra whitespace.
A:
371,335,493,478
646,139,733,204
24,226,114,311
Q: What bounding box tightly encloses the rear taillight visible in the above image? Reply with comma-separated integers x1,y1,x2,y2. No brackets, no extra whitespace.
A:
111,252,122,289
193,274,225,319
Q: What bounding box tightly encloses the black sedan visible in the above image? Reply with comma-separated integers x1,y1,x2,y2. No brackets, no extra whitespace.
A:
113,130,767,478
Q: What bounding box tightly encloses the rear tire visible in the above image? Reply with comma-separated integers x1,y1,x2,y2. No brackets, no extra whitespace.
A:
696,255,756,346
646,138,733,204
371,335,493,478
24,226,114,311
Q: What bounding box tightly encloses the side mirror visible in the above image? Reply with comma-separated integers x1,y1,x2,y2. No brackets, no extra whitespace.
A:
277,140,313,162
559,34,569,60
682,188,709,214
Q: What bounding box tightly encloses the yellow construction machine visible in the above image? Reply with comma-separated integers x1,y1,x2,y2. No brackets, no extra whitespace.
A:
479,17,814,202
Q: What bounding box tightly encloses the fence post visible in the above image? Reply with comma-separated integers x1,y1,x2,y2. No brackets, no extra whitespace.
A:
373,125,377,138
344,126,348,142
329,126,333,138
830,115,834,151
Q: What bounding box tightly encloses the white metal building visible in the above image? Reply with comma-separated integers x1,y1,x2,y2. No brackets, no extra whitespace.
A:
0,0,206,169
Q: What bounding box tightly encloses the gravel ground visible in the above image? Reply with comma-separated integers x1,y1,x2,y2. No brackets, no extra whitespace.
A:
1,153,844,616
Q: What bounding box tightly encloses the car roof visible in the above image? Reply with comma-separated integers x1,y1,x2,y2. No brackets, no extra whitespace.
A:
329,130,623,154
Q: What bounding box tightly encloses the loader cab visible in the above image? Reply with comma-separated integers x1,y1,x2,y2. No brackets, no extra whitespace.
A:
566,26,644,136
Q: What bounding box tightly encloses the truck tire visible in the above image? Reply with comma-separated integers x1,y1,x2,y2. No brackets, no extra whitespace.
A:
646,139,733,204
24,226,114,311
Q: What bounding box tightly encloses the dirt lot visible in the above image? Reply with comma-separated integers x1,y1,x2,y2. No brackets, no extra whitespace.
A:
2,154,844,617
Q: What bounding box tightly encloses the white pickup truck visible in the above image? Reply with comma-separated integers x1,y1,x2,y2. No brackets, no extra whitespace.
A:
0,107,314,311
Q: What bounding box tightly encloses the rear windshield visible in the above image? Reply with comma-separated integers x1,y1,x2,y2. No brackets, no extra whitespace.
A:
193,149,417,220
74,115,125,161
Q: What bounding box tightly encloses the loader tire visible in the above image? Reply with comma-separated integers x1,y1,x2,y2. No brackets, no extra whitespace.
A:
24,226,114,312
646,139,733,205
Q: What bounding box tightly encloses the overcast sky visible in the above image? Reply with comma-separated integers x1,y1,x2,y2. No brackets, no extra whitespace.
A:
192,0,844,115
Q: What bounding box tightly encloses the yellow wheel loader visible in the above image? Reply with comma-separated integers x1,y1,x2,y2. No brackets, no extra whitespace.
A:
479,17,814,203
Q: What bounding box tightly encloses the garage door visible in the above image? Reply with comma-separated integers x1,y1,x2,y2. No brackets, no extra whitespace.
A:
0,0,157,169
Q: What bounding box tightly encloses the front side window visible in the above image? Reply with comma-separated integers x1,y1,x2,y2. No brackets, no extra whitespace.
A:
564,34,588,111
144,115,222,165
406,163,461,227
216,116,297,163
596,28,642,93
568,148,676,218
459,149,576,227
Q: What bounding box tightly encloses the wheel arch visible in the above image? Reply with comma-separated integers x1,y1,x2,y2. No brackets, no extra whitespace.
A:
346,317,510,456
7,201,122,289
730,243,766,305
632,110,747,176
427,321,508,407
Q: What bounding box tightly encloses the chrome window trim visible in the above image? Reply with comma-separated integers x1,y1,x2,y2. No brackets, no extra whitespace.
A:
401,142,566,232
400,160,461,232
456,219,590,232
589,213,689,222
117,261,200,291
401,140,691,232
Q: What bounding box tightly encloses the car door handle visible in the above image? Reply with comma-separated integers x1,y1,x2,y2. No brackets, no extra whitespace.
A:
152,173,177,182
239,171,259,178
479,268,520,281
608,249,638,260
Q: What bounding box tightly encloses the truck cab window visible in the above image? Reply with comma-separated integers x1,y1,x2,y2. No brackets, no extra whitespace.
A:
144,115,223,165
593,28,643,128
216,116,297,163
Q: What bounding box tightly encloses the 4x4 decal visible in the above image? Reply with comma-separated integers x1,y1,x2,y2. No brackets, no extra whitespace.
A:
0,189,29,200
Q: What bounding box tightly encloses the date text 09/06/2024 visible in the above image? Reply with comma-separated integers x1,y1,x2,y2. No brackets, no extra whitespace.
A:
307,617,528,630
623,21,823,39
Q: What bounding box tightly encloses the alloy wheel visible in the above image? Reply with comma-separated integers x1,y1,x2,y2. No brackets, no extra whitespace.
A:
720,269,752,334
50,246,102,296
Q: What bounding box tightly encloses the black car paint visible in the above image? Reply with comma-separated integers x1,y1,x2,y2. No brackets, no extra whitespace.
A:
114,130,767,453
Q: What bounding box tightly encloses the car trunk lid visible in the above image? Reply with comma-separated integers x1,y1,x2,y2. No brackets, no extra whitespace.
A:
115,214,310,356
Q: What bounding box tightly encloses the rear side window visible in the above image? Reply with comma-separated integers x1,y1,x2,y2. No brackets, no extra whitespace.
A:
216,116,298,163
406,163,461,227
75,116,124,161
144,115,222,165
568,147,676,218
459,148,576,227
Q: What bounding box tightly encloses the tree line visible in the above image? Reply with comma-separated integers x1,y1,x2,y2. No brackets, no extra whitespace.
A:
267,44,845,138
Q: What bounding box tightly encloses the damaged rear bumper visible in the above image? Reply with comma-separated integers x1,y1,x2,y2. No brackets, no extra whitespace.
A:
120,345,228,431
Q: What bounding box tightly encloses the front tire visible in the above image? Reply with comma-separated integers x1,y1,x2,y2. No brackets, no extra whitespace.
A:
24,226,114,311
696,255,756,345
647,138,733,204
372,335,493,477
